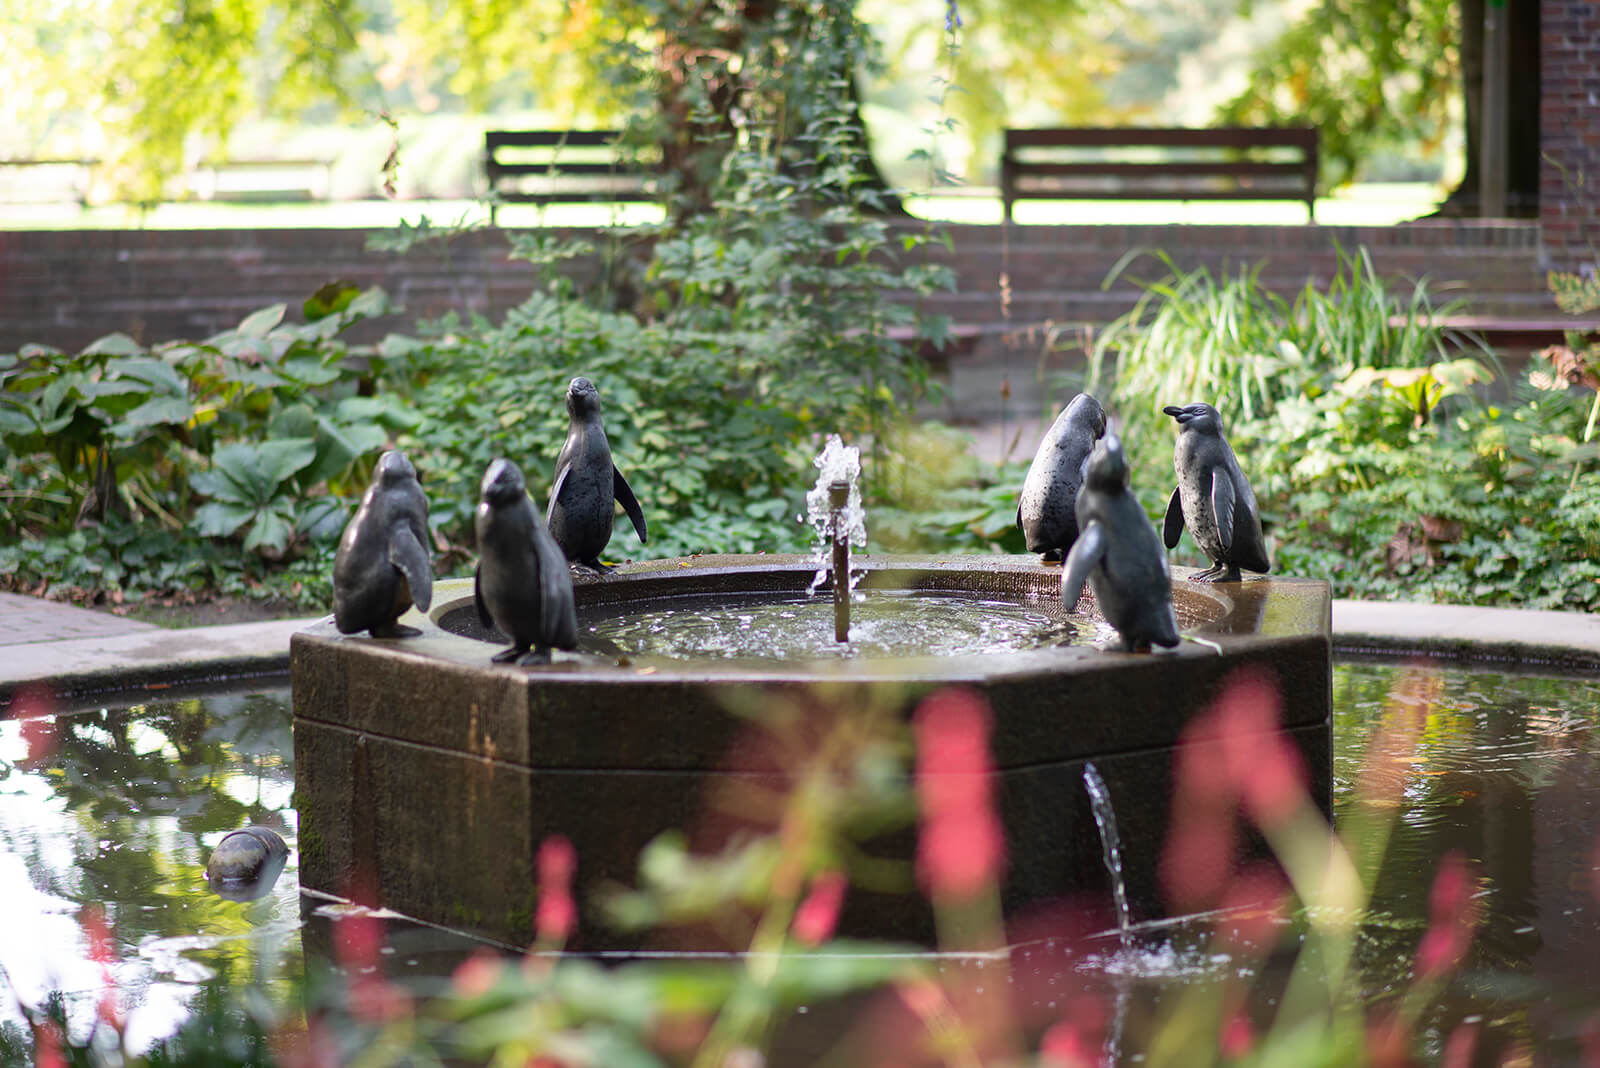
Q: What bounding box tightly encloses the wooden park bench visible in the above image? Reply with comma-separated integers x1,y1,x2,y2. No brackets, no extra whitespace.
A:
187,158,336,202
0,158,96,207
1000,127,1319,222
484,129,658,222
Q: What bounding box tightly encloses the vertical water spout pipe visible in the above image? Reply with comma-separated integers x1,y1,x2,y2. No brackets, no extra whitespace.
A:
829,479,851,642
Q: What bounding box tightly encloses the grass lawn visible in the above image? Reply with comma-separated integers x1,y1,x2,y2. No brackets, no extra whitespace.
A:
0,182,1443,230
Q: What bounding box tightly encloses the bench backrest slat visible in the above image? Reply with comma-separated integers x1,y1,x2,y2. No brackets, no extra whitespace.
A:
1000,126,1318,222
1004,127,1318,152
483,128,660,220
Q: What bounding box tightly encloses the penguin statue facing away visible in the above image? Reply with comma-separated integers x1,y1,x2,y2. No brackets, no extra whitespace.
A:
1017,392,1108,562
1061,431,1180,652
547,377,648,573
332,449,434,637
1161,403,1270,582
476,458,579,664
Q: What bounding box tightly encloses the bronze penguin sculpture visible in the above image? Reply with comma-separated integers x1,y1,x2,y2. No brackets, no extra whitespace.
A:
1062,431,1180,652
332,449,433,637
476,458,578,664
1161,403,1270,582
1017,392,1107,562
547,377,647,572
206,826,290,902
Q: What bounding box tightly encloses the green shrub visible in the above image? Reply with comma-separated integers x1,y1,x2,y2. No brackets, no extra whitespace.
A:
1088,245,1600,610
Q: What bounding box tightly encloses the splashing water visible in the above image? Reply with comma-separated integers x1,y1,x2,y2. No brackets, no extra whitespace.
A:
803,435,866,595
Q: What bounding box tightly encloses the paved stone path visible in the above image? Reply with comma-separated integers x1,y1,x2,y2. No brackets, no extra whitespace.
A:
0,591,161,648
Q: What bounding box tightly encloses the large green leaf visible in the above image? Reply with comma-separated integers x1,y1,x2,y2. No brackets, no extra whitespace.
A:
116,395,195,433
193,500,258,538
237,304,287,339
195,439,318,506
303,281,362,322
106,356,188,395
80,332,146,357
242,506,296,552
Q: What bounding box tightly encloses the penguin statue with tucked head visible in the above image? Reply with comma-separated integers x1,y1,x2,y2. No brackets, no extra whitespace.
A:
1061,431,1180,652
547,377,647,573
332,449,433,638
475,458,578,664
1161,403,1270,582
1017,392,1107,562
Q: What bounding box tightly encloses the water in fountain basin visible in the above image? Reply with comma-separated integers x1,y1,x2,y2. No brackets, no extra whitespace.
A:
803,435,865,595
579,588,1101,662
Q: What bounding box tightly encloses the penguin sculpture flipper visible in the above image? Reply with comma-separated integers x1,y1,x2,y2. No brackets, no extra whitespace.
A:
1060,521,1106,614
473,564,494,631
532,520,579,649
389,525,433,613
546,463,573,526
1211,472,1236,552
613,465,647,544
1162,487,1185,550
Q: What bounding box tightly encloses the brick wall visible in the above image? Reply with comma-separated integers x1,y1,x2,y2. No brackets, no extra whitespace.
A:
0,227,647,353
1539,0,1600,273
0,220,1559,356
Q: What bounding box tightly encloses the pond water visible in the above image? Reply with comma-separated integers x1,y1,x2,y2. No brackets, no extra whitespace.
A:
4,661,1600,1062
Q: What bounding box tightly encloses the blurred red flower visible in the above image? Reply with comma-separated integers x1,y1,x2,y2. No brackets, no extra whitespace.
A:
914,688,1005,901
536,835,577,944
1415,850,1476,979
1161,669,1307,911
792,869,847,946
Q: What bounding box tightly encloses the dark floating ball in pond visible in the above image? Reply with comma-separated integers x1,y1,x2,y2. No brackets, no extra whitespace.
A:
205,826,291,902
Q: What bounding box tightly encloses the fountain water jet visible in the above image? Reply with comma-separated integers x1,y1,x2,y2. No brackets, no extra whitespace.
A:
829,479,851,643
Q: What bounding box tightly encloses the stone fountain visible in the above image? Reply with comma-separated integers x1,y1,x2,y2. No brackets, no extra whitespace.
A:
291,549,1330,949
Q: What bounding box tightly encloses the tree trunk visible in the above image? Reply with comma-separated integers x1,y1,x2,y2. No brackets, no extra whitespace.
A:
652,3,905,221
1436,0,1539,217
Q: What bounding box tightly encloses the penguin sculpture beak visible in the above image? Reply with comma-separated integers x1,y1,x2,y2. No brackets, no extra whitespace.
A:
1162,405,1187,421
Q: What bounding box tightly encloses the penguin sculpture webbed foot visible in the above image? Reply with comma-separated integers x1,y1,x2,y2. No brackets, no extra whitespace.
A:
370,621,423,639
491,646,525,664
516,648,554,666
573,558,615,576
1039,549,1064,565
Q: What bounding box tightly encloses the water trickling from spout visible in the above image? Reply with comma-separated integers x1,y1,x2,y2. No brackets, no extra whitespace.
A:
828,479,851,642
1083,761,1133,945
1083,761,1133,1064
804,435,865,606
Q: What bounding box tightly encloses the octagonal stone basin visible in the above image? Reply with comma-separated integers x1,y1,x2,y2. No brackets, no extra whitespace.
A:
291,554,1331,949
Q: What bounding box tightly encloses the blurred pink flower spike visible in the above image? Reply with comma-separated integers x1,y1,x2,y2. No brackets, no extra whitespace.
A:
1161,669,1307,912
335,909,412,1024
451,948,506,999
80,905,124,1034
792,869,848,946
914,688,1006,902
13,684,59,765
1441,1020,1479,1068
1415,849,1478,980
536,834,578,946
